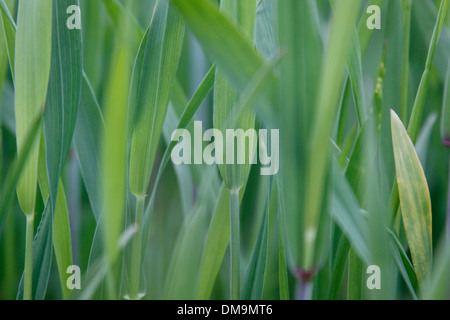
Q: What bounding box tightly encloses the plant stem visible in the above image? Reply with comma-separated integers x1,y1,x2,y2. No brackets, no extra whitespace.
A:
24,214,34,300
129,195,145,300
229,188,240,300
295,279,312,300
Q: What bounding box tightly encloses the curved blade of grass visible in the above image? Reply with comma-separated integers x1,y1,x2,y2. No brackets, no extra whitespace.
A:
330,160,371,265
169,0,267,91
0,0,16,80
141,66,216,275
76,224,137,300
278,0,322,271
128,0,185,197
241,179,271,300
101,34,130,266
73,73,105,221
52,182,73,299
0,111,43,230
127,0,184,299
195,184,236,299
213,1,257,299
214,0,257,188
407,0,448,142
328,235,350,299
387,228,419,298
347,32,367,125
194,60,278,300
391,110,432,285
36,134,73,299
161,212,202,298
16,204,52,300
302,0,361,270
413,0,450,83
44,0,82,217
400,0,412,122
15,0,52,217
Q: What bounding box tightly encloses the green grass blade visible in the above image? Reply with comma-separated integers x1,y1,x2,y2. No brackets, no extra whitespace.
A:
73,74,105,221
391,110,432,286
37,133,73,299
358,0,385,57
127,0,184,299
328,235,350,300
303,0,361,270
413,0,450,83
387,228,419,298
330,160,371,264
169,0,266,91
44,0,82,215
0,110,42,236
195,185,234,299
278,0,322,272
347,249,363,300
52,182,73,299
101,25,131,269
128,0,185,197
0,0,15,80
407,0,448,142
15,0,52,217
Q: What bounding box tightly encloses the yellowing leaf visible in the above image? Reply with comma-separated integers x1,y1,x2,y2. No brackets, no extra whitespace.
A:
391,110,432,285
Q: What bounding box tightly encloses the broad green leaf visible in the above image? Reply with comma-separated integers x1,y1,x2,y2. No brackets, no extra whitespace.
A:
15,0,52,216
169,0,266,91
391,110,432,285
163,172,219,299
278,0,322,270
129,0,185,197
241,180,270,300
387,228,419,298
214,0,256,190
0,111,43,230
101,36,130,264
358,0,385,57
52,182,73,299
195,185,235,299
140,65,216,286
37,133,73,299
44,0,82,216
412,0,450,83
73,74,105,221
328,235,350,299
302,0,361,269
347,32,367,125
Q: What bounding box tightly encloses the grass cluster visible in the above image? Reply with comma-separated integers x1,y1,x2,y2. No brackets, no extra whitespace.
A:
0,0,449,300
